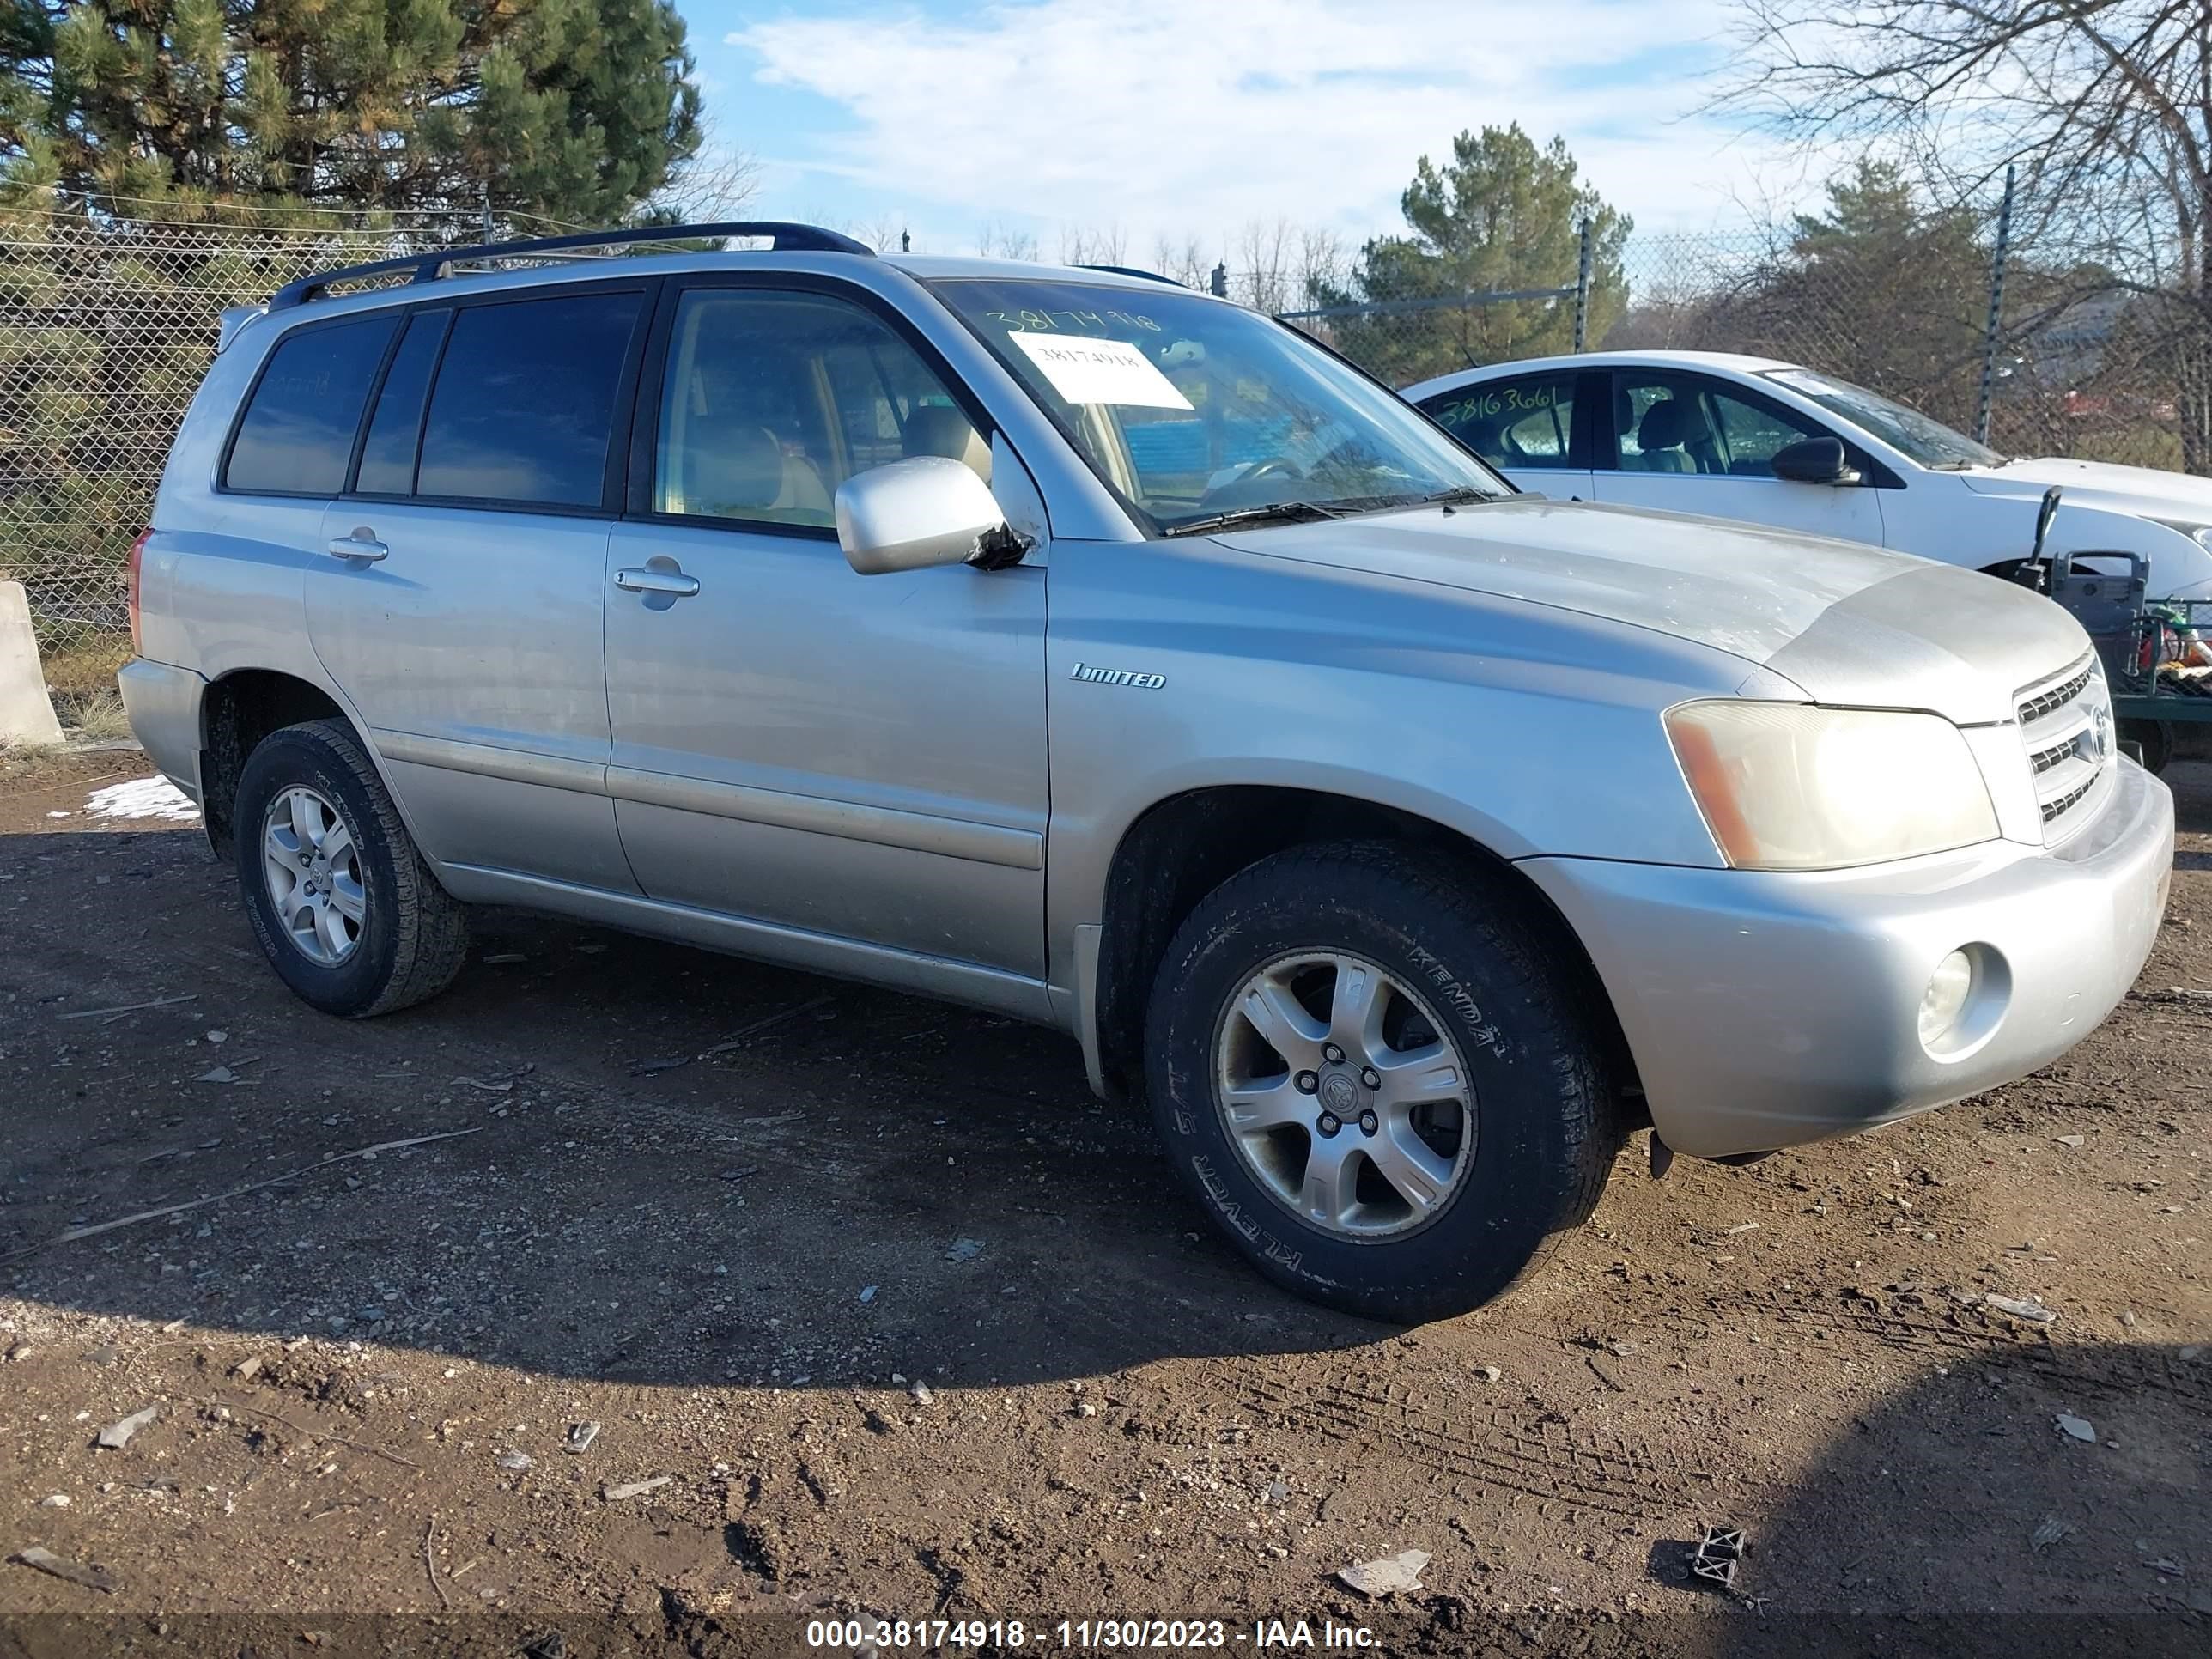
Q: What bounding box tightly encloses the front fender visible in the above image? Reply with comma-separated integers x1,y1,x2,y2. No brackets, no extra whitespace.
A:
1040,537,1747,995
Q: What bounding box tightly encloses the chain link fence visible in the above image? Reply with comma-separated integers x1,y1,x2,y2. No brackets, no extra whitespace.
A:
3,198,2205,672
0,204,489,672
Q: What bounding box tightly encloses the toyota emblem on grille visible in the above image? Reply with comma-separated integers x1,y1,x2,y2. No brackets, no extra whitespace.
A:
2085,695,2112,764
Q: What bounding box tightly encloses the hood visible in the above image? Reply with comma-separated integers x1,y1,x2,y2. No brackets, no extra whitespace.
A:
1961,455,2212,522
1216,498,2089,726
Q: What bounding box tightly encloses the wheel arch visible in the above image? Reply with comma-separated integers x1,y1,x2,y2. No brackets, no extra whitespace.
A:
1086,783,1639,1112
198,668,351,857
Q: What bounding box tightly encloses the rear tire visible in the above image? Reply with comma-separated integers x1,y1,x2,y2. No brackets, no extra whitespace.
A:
1144,842,1617,1323
234,719,468,1018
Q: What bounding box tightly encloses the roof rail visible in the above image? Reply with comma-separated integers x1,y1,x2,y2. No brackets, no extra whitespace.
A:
269,221,874,311
1076,264,1188,287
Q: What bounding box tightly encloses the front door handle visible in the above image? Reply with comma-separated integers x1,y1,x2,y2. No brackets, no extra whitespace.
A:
327,529,388,562
614,566,701,598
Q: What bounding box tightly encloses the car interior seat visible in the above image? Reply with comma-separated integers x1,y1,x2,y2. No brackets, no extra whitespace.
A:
678,416,832,524
1634,399,1703,473
900,404,993,484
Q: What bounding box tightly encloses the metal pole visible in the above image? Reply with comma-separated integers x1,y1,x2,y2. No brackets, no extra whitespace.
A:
1975,165,2016,446
1210,261,1229,299
1572,217,1594,351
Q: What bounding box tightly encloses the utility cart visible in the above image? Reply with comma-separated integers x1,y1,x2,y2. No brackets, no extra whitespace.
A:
2028,486,2212,774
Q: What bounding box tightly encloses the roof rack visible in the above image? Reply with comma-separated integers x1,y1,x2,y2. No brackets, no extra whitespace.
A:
269,221,874,311
1076,264,1187,287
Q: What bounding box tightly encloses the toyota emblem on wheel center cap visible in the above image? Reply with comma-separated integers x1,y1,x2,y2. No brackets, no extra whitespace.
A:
1319,1072,1359,1114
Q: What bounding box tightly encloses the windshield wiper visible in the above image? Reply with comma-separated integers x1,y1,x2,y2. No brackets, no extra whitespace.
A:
1417,485,1508,507
1161,501,1343,538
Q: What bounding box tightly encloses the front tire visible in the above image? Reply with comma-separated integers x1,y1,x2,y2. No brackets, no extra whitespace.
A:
2119,717,2171,775
234,719,468,1018
1145,842,1616,1322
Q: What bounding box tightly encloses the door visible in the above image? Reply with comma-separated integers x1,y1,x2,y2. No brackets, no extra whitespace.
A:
1590,369,1886,546
303,284,652,893
1412,368,1595,499
604,282,1048,979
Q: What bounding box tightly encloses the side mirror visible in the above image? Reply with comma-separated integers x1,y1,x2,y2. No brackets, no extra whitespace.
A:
1771,436,1858,485
834,457,1017,575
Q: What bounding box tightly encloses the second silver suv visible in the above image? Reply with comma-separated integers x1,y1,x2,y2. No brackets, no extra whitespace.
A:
121,222,2173,1322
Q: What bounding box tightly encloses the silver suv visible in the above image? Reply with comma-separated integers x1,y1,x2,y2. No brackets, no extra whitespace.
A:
121,222,2174,1322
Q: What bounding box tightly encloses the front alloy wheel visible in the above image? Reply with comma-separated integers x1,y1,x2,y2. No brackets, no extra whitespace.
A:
1146,841,1619,1322
1215,951,1474,1239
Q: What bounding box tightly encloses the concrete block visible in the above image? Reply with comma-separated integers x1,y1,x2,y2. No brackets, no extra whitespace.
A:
0,580,66,746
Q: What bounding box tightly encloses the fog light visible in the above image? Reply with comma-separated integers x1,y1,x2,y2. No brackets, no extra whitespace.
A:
1917,950,1976,1046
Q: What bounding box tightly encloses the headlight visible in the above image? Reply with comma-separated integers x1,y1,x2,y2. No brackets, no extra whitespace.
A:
1664,702,2000,870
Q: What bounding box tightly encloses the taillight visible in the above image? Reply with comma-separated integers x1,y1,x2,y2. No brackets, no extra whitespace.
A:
127,528,151,654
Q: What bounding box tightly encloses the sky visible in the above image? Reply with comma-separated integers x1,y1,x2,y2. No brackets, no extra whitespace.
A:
682,0,1814,259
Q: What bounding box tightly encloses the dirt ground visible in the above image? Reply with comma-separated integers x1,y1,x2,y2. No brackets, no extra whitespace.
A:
0,750,2205,1659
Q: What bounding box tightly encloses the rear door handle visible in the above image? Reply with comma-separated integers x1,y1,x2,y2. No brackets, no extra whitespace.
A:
327,531,388,562
614,567,701,598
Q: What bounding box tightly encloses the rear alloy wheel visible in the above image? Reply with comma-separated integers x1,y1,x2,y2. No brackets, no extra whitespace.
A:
260,784,367,968
234,719,468,1018
1146,841,1618,1322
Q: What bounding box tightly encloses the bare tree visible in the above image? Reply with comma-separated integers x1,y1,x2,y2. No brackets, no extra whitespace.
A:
976,218,1040,260
1295,227,1349,311
1152,232,1212,288
1231,217,1297,311
1717,1,2212,465
651,114,759,223
1058,222,1128,265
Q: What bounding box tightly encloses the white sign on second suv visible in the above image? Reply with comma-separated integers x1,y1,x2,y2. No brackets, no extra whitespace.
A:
1405,349,2212,600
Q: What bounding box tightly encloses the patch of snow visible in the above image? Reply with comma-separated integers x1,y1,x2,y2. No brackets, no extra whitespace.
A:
84,776,198,823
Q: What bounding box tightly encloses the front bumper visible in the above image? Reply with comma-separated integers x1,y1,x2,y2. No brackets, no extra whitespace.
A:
1520,759,2174,1158
117,657,207,805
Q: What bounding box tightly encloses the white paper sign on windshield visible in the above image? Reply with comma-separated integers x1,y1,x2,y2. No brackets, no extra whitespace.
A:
1007,330,1194,410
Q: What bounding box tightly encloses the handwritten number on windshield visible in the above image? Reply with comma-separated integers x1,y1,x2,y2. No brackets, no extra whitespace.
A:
984,308,1162,333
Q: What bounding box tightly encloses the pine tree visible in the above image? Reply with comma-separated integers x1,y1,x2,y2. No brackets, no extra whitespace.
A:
0,0,702,223
1320,125,1631,384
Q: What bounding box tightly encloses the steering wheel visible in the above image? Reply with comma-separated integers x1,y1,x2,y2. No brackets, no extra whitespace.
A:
1199,454,1308,510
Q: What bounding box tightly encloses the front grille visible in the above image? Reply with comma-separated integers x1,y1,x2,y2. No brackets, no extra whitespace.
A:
2039,775,2097,823
2014,652,2112,845
2017,662,2094,726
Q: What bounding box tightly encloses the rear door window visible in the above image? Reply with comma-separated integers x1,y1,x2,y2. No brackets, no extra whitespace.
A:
416,290,645,508
1418,372,1578,470
224,315,398,495
354,310,450,496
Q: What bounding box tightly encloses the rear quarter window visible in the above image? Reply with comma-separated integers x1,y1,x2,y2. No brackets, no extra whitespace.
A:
223,315,398,495
355,310,451,496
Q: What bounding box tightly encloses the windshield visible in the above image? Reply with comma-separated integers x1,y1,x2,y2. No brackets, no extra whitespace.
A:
928,278,1509,532
1759,368,2002,470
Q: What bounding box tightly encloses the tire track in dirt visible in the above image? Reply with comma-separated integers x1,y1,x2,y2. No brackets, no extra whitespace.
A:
1711,1288,2211,1408
1188,1355,1702,1521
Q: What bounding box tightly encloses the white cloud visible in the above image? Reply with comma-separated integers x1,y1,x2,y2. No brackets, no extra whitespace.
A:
730,0,1796,251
